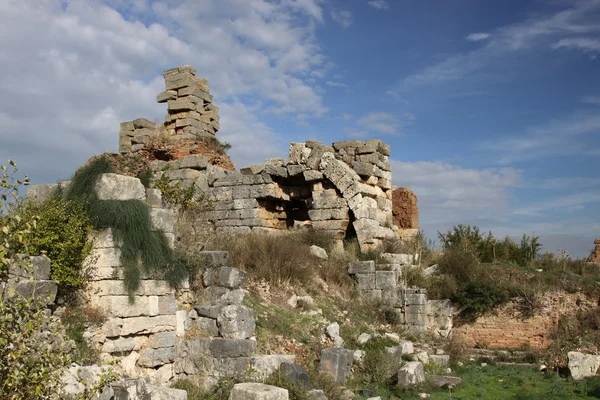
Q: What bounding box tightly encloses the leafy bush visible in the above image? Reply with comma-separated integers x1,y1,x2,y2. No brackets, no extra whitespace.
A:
17,195,93,291
356,337,399,387
152,172,199,209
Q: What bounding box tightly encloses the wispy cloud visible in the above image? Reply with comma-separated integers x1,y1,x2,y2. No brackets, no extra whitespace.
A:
331,9,353,28
513,191,600,216
482,111,600,163
583,95,600,105
357,112,400,135
391,160,520,221
553,37,600,53
325,80,350,88
344,128,369,138
403,0,600,87
466,32,491,42
368,0,389,10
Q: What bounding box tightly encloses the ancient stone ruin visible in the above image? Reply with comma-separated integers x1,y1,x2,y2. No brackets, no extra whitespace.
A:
118,65,399,252
392,187,419,239
587,238,600,263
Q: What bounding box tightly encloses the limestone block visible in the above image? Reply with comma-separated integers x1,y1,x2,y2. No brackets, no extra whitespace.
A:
382,253,414,265
26,184,59,205
229,383,289,400
137,347,176,368
133,118,156,129
8,280,57,304
178,154,209,170
102,337,136,353
10,255,51,280
251,184,290,201
281,363,312,389
233,198,259,210
120,315,176,336
158,294,177,315
289,142,306,164
101,318,123,338
142,280,173,296
209,338,257,358
196,357,251,378
333,140,363,151
429,355,449,366
95,173,145,201
355,274,375,290
250,355,297,379
311,220,349,231
348,260,375,274
209,187,233,202
217,305,255,339
429,375,462,388
397,341,414,355
195,302,224,319
156,90,177,103
218,267,246,289
232,185,251,199
375,271,397,290
307,208,349,221
403,293,427,306
167,98,195,112
568,352,600,380
166,169,202,181
195,317,219,336
397,362,425,386
265,165,288,178
303,170,323,182
405,313,427,326
353,161,375,177
240,164,265,175
148,331,177,349
319,348,354,383
287,164,307,176
88,247,121,269
102,295,156,318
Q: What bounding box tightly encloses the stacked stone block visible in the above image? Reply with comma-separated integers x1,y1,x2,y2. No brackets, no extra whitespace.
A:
119,65,220,155
3,255,57,305
348,254,453,336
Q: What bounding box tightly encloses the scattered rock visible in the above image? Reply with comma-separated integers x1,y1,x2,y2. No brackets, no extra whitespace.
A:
397,362,425,386
429,375,462,388
229,383,289,400
357,333,372,345
568,351,600,380
310,245,329,260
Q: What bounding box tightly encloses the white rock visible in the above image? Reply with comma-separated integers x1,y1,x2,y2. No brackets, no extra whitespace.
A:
357,333,372,345
568,351,600,380
309,245,328,260
397,361,425,386
95,173,145,201
229,382,289,400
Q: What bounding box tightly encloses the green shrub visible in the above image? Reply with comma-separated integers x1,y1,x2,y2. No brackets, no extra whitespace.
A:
265,367,309,400
356,337,399,386
454,282,511,320
65,156,186,298
18,195,93,291
152,173,198,209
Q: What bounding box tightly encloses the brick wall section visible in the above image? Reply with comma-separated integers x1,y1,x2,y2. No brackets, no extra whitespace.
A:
453,291,595,349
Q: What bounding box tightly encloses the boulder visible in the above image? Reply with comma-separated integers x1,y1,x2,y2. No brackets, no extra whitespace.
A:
319,348,354,383
228,383,289,400
310,245,328,260
429,375,462,388
95,173,145,201
568,351,600,380
280,363,312,389
250,355,297,379
397,361,425,386
217,305,255,339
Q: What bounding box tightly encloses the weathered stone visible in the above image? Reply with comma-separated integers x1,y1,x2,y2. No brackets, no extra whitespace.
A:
429,375,462,388
229,383,289,400
195,317,219,336
355,274,375,290
95,173,145,201
133,118,156,129
26,184,59,204
280,363,312,389
10,255,51,280
217,267,246,289
309,245,328,260
217,305,255,339
166,168,202,181
198,251,231,269
102,337,136,353
137,346,176,368
348,260,375,274
210,338,257,358
195,357,250,378
429,354,450,366
568,352,600,380
375,271,397,289
397,362,425,386
307,390,327,400
7,280,57,304
179,154,209,170
120,315,176,336
250,355,297,379
159,294,177,315
303,170,323,182
157,90,177,103
319,348,354,383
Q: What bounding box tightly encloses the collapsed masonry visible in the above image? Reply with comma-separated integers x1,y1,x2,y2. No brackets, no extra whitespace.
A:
119,65,399,251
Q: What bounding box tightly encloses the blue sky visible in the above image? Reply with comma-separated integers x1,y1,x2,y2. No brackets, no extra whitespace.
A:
0,0,599,257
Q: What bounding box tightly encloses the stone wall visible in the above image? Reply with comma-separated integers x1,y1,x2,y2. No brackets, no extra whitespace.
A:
453,291,595,349
348,255,453,337
116,65,403,252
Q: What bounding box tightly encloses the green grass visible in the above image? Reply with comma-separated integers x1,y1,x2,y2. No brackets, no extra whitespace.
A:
353,364,600,400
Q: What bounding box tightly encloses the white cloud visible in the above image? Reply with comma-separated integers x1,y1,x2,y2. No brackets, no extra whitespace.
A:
368,0,389,10
325,80,349,88
513,192,600,216
553,37,600,53
403,0,600,87
331,9,353,28
466,32,490,41
357,112,400,135
391,160,520,222
482,111,600,163
0,0,328,184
